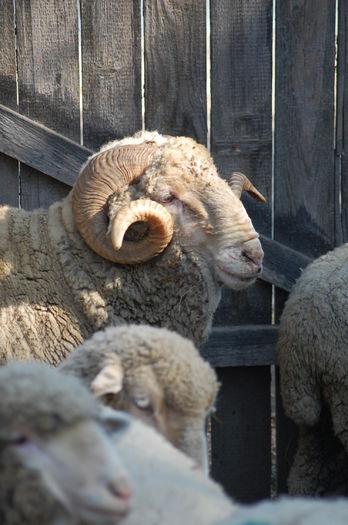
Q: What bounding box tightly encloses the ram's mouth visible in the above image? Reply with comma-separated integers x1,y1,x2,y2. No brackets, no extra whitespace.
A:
215,263,260,289
216,263,259,281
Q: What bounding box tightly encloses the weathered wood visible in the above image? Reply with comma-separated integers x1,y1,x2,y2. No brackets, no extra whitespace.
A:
15,0,81,209
274,0,336,258
260,235,312,292
80,0,142,150
211,366,271,502
211,0,272,234
275,367,299,494
0,153,18,207
210,0,273,501
337,2,348,243
0,104,91,186
200,325,278,367
0,0,18,206
144,0,207,143
274,0,336,493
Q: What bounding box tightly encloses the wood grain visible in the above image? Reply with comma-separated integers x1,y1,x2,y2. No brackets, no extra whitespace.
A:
211,366,271,502
80,0,142,150
0,104,91,186
274,0,336,258
0,0,18,206
15,0,80,209
200,325,278,367
144,0,207,143
337,2,348,243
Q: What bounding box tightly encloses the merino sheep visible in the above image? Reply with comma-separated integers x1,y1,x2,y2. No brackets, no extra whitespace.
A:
107,415,237,525
216,496,348,525
0,130,264,363
0,361,132,525
59,324,219,470
277,242,348,495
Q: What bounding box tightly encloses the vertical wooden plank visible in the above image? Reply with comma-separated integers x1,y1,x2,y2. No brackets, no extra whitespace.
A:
0,0,18,206
210,0,273,501
15,0,79,209
274,0,336,493
211,366,271,502
274,0,336,258
80,0,142,150
275,367,298,494
338,0,348,243
144,0,207,143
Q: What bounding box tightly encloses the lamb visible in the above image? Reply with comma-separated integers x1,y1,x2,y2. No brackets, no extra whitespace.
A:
107,415,237,525
277,242,348,496
59,324,219,470
0,130,265,363
216,496,348,525
0,360,132,525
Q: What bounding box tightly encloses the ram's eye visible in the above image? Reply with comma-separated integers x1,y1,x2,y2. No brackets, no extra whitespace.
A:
161,194,175,203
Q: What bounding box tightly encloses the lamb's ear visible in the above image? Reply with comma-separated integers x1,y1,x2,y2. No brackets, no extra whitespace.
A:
90,359,124,397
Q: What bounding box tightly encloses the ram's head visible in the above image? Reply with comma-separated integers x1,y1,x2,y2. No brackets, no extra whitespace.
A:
72,131,265,290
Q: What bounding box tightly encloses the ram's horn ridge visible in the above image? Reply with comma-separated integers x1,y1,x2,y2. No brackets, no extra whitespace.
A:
229,171,266,203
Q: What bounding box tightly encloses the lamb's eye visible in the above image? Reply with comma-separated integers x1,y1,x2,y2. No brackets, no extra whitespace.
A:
12,435,29,446
133,396,152,410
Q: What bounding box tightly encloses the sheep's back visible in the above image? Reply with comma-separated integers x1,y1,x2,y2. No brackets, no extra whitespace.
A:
278,243,348,425
0,205,86,364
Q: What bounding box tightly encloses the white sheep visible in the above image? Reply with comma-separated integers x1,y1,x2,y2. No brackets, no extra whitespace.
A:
59,324,219,470
0,130,265,363
0,361,132,525
277,242,348,495
108,415,237,525
216,496,348,525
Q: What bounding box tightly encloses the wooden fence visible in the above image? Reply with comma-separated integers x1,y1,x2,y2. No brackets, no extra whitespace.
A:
0,0,347,503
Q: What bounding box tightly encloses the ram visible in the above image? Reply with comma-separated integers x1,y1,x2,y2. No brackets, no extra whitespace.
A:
0,361,132,525
59,324,219,470
0,131,264,363
277,242,348,496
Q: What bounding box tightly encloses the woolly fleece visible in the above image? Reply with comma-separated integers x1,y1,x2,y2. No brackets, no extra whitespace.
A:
277,242,348,495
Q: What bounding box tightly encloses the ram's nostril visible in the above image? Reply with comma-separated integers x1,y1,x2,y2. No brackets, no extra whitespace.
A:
242,249,263,267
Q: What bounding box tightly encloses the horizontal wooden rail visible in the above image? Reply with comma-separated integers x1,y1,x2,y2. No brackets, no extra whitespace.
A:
0,104,91,186
0,103,312,292
200,324,279,367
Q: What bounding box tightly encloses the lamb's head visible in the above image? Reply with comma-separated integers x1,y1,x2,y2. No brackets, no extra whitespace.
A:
0,362,132,525
72,131,264,290
59,324,219,471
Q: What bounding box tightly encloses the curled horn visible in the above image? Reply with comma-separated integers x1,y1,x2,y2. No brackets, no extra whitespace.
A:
229,171,266,203
72,143,174,264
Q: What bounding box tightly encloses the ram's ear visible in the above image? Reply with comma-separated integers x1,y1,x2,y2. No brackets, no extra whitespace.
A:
90,359,124,397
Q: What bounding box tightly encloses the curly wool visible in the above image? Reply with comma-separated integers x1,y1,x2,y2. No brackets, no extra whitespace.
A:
59,324,218,416
277,242,348,496
0,197,220,364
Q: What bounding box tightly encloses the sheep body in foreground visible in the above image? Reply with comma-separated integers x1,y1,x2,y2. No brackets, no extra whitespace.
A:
110,416,237,525
59,324,219,470
0,131,264,363
277,242,348,495
217,496,348,525
0,361,132,525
